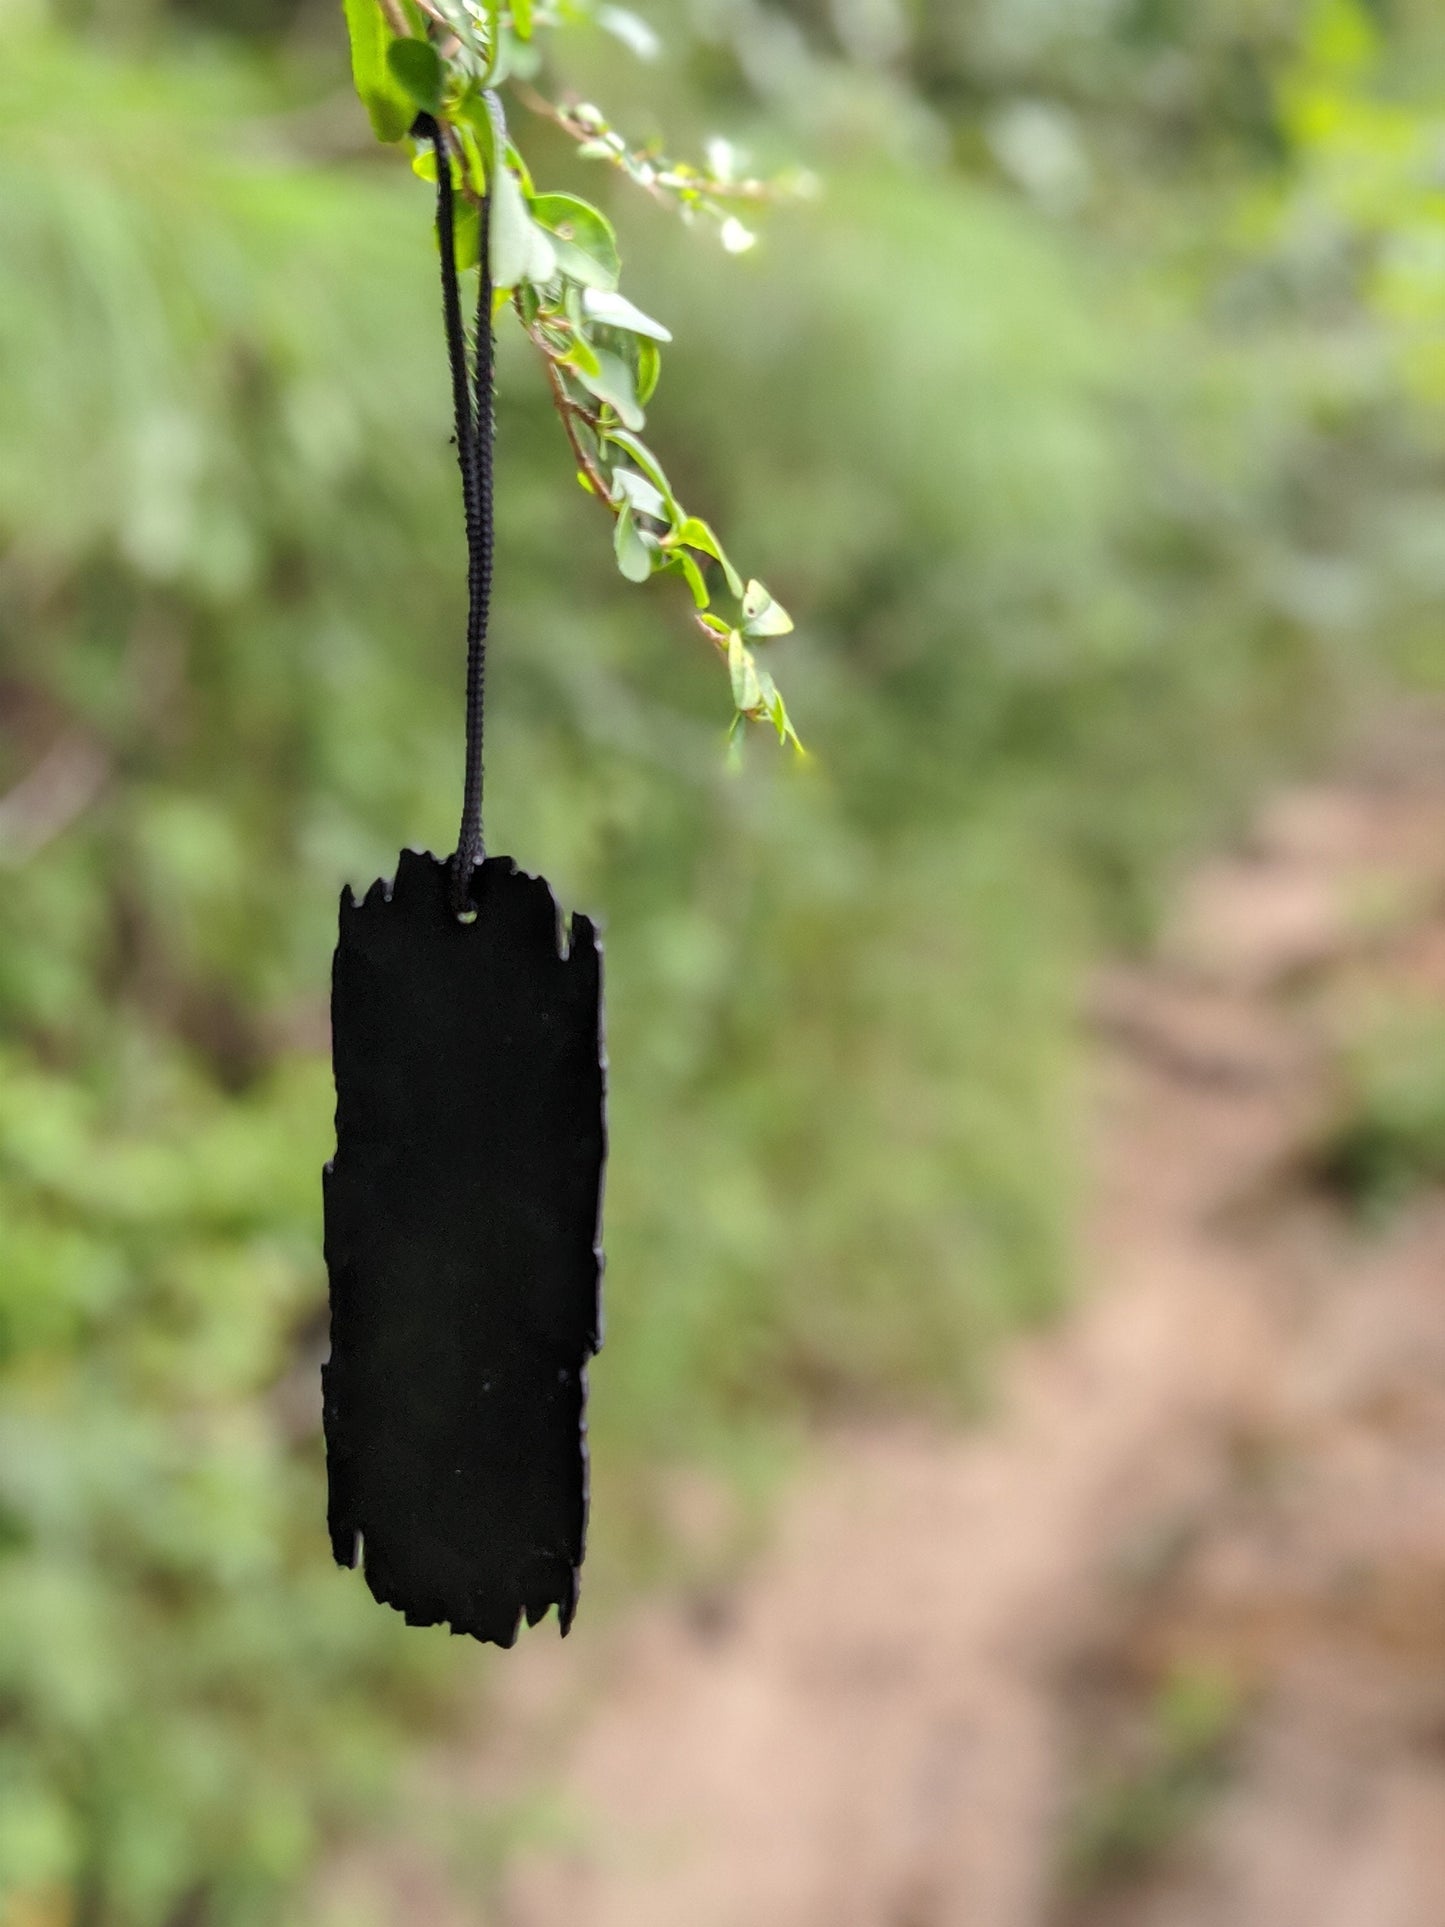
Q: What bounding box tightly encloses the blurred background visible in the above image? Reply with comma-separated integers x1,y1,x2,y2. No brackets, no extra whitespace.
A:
2,0,1445,1921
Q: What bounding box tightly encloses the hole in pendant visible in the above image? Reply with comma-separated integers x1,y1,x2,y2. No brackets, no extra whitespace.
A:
455,907,479,926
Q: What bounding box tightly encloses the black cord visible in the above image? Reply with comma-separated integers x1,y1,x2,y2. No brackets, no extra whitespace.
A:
422,113,495,917
458,111,496,909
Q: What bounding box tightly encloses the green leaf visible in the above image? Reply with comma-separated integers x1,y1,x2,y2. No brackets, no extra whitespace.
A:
741,579,794,638
495,177,548,288
453,200,481,272
387,38,444,115
582,288,673,341
600,429,679,520
613,504,654,582
612,467,668,519
663,550,710,608
341,0,414,144
727,630,762,712
576,350,645,430
455,121,487,194
507,137,538,197
675,517,744,597
463,94,557,289
530,194,621,291
636,336,662,405
512,0,534,37
752,666,804,752
561,334,602,380
753,665,786,738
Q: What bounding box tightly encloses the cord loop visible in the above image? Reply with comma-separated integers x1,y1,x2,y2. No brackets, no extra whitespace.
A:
420,111,495,917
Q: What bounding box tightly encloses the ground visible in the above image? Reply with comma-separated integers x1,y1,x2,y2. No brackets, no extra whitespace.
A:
334,708,1445,1927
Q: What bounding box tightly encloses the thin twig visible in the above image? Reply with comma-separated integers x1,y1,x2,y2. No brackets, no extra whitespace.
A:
542,358,615,504
514,293,616,505
511,81,778,209
692,611,730,657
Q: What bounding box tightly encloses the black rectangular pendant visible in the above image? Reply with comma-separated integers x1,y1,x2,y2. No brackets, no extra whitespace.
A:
322,849,606,1647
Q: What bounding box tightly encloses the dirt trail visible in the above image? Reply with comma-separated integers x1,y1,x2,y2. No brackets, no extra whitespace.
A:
483,713,1445,1927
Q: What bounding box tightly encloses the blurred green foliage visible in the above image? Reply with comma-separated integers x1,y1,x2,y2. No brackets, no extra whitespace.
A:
1319,996,1445,1216
0,1,1441,1918
1062,1662,1244,1892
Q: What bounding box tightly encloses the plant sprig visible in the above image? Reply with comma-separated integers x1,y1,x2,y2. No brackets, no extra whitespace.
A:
512,83,800,255
342,0,803,754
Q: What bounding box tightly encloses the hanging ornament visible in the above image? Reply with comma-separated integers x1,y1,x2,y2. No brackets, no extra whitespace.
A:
322,114,606,1649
